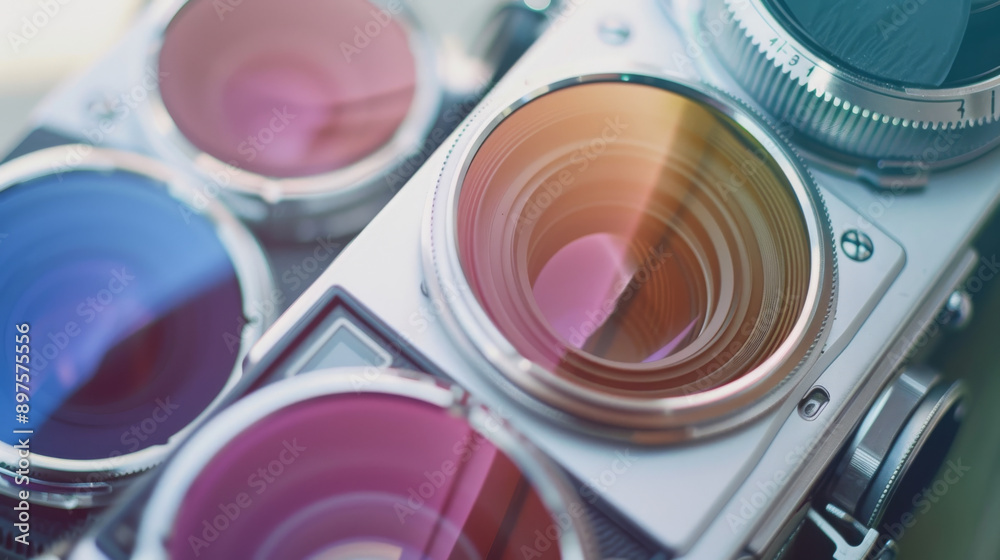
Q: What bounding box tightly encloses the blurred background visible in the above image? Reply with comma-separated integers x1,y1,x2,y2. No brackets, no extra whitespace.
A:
0,0,147,154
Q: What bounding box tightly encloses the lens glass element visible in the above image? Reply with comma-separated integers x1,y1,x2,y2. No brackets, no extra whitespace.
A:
765,0,1000,87
169,392,566,560
158,0,418,177
0,170,243,460
457,81,814,398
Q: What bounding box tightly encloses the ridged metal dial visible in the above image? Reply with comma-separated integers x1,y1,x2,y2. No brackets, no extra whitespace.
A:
704,0,1000,169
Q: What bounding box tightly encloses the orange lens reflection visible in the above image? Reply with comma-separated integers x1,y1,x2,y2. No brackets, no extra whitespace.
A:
457,82,812,398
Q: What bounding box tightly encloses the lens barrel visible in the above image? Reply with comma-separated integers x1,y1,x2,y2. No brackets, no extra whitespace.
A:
428,75,836,442
147,0,441,240
0,146,272,506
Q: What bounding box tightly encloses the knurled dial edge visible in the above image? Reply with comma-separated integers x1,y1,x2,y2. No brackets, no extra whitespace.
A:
702,0,1000,166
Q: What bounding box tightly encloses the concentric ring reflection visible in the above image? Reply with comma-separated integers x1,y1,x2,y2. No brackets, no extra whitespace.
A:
0,167,245,462
457,81,815,400
157,0,418,178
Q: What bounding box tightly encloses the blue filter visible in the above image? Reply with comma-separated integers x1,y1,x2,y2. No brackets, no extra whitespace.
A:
0,168,245,461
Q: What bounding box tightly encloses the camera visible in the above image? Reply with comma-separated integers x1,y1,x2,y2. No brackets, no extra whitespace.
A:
8,0,999,558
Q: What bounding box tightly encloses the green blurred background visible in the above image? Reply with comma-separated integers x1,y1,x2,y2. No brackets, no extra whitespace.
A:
897,213,1000,560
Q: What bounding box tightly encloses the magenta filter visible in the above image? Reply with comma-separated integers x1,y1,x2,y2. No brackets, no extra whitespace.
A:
157,0,419,179
136,370,594,560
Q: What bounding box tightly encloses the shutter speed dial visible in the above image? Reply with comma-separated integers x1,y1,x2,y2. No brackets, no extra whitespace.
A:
704,0,1000,173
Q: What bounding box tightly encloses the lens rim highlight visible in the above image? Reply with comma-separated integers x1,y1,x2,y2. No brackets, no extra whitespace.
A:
0,146,274,507
142,0,442,219
702,0,1000,168
425,73,836,443
133,369,597,560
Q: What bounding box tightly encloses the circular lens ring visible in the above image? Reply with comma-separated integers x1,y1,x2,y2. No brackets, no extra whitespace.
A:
142,0,442,205
697,0,1000,166
462,84,810,390
426,74,836,442
508,141,790,380
859,373,966,529
0,146,274,505
822,367,967,530
133,369,597,560
508,154,749,376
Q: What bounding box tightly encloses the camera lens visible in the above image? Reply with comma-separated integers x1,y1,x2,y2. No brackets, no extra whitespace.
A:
710,0,1000,164
141,371,593,560
766,0,1000,88
446,78,834,436
158,0,418,178
824,368,966,530
0,149,268,471
764,0,973,88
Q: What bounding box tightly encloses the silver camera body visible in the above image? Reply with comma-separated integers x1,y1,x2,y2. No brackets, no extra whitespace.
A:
227,0,1000,558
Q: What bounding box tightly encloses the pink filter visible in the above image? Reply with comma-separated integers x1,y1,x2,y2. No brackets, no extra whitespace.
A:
169,393,566,560
158,0,418,178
